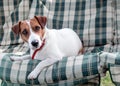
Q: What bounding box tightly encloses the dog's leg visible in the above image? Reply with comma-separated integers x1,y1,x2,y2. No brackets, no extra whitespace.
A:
27,57,60,79
10,55,31,61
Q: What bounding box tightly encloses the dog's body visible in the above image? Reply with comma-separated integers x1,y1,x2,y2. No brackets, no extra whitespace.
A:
11,16,83,79
31,28,82,60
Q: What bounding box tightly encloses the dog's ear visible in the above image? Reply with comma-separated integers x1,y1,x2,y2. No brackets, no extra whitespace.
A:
34,16,47,29
12,21,21,36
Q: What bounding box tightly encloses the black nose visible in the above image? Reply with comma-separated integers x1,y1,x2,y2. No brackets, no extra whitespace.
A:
31,40,39,48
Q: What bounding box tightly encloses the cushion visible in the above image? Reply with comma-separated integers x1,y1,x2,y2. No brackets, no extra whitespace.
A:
0,53,99,85
0,0,113,48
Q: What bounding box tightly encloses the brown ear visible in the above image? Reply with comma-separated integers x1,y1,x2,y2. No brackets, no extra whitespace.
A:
12,21,21,35
34,16,47,29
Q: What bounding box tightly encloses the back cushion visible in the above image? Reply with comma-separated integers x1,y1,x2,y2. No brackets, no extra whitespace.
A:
0,0,113,49
46,0,113,47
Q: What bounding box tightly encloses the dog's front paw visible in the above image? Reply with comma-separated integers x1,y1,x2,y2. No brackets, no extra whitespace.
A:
28,71,38,79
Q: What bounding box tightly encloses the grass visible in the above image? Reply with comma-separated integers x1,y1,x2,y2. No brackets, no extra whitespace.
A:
101,72,115,86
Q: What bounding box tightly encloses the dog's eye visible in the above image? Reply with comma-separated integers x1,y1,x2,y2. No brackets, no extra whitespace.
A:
22,29,28,35
34,26,40,31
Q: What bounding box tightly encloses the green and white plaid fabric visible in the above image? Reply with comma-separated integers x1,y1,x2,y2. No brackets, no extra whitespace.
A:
0,53,99,86
107,0,120,85
99,52,120,85
0,0,113,48
0,0,120,86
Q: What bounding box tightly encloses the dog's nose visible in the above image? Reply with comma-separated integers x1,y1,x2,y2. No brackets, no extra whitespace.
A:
31,40,39,48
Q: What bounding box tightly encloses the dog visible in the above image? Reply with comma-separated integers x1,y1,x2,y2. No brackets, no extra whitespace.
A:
10,16,83,79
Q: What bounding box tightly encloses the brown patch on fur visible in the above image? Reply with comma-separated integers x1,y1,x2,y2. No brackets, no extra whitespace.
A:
12,22,21,35
34,16,47,29
19,21,30,42
12,16,47,42
30,17,45,40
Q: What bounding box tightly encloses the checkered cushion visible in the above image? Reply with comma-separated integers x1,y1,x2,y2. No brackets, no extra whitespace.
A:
109,0,120,85
1,0,120,86
47,0,113,48
99,52,120,85
0,0,113,47
0,53,99,86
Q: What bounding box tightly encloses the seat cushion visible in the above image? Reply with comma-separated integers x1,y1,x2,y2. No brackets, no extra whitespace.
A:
0,53,99,85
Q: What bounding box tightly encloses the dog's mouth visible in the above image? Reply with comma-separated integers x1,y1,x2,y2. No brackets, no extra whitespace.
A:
31,45,41,51
31,46,39,50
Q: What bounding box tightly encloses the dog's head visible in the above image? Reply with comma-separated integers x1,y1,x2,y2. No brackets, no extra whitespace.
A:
12,16,47,50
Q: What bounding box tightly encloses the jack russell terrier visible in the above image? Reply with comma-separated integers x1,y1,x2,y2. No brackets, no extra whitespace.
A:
10,16,83,79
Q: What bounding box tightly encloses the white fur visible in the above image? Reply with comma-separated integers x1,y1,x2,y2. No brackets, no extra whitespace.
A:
10,23,82,79
26,21,42,52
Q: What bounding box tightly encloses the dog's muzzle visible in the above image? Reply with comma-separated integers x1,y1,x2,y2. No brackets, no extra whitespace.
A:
31,40,39,48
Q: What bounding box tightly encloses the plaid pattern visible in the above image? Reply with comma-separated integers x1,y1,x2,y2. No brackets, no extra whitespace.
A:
109,0,120,85
0,53,99,86
46,0,113,48
0,0,113,47
0,0,120,86
99,52,120,85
